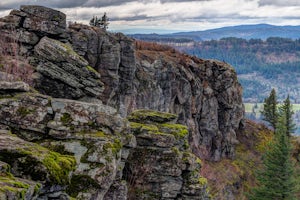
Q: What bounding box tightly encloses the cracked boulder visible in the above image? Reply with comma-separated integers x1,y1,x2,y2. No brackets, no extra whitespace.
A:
34,37,104,100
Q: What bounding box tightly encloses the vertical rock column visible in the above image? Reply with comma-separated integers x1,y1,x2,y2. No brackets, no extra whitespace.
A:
125,110,210,200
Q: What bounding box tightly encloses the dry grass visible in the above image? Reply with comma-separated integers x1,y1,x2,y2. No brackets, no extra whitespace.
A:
200,120,274,200
0,28,34,85
135,40,205,69
135,40,177,52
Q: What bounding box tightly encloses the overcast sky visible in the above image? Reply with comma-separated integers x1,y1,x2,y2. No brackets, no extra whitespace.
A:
1,0,300,33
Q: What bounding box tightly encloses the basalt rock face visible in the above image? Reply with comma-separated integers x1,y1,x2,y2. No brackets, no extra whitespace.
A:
126,110,210,200
0,5,245,200
0,82,209,199
67,24,244,161
0,5,244,161
0,83,133,199
68,24,136,110
132,48,244,161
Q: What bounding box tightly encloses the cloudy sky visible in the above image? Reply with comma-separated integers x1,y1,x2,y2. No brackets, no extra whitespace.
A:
1,0,300,33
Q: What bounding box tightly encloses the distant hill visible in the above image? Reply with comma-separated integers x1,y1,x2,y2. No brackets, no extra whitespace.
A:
179,37,300,103
130,24,300,41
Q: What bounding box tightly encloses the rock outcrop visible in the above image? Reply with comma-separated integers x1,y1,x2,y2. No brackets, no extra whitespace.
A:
0,5,104,101
0,5,244,161
0,5,245,200
0,82,209,199
69,26,244,160
126,110,209,200
0,86,130,199
132,47,244,161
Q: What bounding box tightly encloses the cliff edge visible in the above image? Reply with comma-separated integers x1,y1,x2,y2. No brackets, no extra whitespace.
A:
0,5,244,199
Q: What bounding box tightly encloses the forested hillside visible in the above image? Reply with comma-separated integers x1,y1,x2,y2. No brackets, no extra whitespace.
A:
177,37,300,103
131,24,300,41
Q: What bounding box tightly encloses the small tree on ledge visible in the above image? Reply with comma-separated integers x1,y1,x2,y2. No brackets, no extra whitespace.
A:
89,13,109,30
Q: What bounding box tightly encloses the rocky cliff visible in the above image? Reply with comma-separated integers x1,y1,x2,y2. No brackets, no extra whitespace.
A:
0,5,244,200
0,83,209,199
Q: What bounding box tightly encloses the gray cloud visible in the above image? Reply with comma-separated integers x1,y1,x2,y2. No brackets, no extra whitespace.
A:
160,0,208,2
0,0,86,9
258,0,300,7
0,0,212,10
82,0,136,7
1,0,300,33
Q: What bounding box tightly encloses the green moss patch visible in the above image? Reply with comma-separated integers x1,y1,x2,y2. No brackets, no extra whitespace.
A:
128,110,189,140
86,65,98,74
17,107,33,117
199,177,208,186
130,121,189,140
1,141,76,185
66,175,100,197
76,130,108,138
159,123,189,139
103,138,123,156
0,175,30,190
0,172,34,200
42,151,76,185
60,113,73,125
130,122,159,133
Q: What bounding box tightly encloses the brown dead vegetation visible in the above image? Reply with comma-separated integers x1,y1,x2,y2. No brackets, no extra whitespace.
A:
0,28,34,84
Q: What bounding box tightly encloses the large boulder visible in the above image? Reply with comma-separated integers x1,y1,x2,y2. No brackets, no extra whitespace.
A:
0,130,76,185
0,90,134,199
33,37,104,99
21,5,66,36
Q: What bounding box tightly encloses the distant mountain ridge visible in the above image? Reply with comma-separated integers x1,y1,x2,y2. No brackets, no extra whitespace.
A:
131,24,300,41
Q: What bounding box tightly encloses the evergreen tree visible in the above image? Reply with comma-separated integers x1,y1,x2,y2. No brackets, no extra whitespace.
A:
100,12,109,30
279,95,296,137
261,88,278,130
249,115,296,200
89,16,97,26
89,13,109,30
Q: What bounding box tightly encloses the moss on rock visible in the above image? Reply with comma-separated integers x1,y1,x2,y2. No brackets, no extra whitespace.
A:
86,65,98,74
42,151,76,185
103,138,123,156
159,123,189,139
16,106,33,117
0,170,41,200
130,122,159,133
66,174,100,198
60,113,73,125
0,133,76,185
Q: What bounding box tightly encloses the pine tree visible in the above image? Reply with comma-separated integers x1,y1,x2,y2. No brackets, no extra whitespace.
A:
261,88,278,130
100,12,109,30
249,115,296,200
279,95,296,137
89,13,109,30
89,16,97,26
